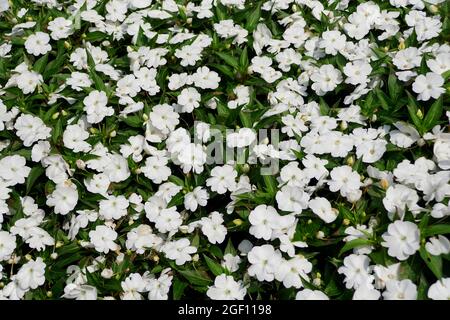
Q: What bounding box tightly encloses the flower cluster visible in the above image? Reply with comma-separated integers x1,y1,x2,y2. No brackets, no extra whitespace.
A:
0,0,449,300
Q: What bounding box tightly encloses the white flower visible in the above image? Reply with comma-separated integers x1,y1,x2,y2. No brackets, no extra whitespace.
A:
383,184,421,220
25,32,51,56
275,256,312,289
184,187,209,212
199,211,227,244
177,87,201,112
425,235,450,256
46,183,79,215
47,17,73,40
0,231,16,261
99,195,129,220
295,289,329,300
14,114,51,147
276,185,310,214
248,205,279,240
206,274,246,300
206,164,237,194
0,155,31,187
193,66,221,89
338,254,374,289
63,124,91,153
89,225,119,254
247,245,282,282
16,257,46,290
161,238,197,265
221,254,241,273
308,197,338,223
428,278,450,300
149,104,179,135
382,279,417,300
412,72,445,101
381,221,420,261
310,64,343,96
141,156,171,184
83,90,114,124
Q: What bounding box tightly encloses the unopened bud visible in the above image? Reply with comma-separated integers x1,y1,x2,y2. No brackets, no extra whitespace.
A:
416,109,423,119
417,138,425,147
76,159,86,170
380,178,390,190
179,225,189,233
343,218,350,226
25,254,32,261
143,114,148,122
56,241,64,248
64,41,71,50
46,291,53,298
51,112,60,120
101,268,114,279
242,163,250,173
233,219,243,226
109,130,116,138
340,120,348,131
430,5,439,13
50,253,58,260
316,231,325,239
192,254,199,262
153,255,160,262
346,156,355,166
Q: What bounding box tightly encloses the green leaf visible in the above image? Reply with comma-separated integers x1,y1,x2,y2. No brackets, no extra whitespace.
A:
419,247,443,279
388,72,401,100
172,278,188,300
239,46,249,72
339,238,373,257
204,255,224,276
215,52,239,70
246,2,261,31
33,53,49,74
375,88,390,110
224,239,237,256
423,224,450,237
406,91,423,133
422,96,443,132
263,175,277,196
178,269,212,287
26,166,45,194
86,50,107,92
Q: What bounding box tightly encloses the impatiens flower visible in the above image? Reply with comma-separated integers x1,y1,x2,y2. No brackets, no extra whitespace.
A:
0,231,16,261
247,245,282,282
161,238,197,265
16,257,46,290
412,72,445,101
382,279,417,300
338,254,374,289
89,225,119,254
46,183,79,215
381,221,420,261
0,155,31,186
295,289,329,300
99,195,129,220
206,274,246,300
308,197,338,223
428,278,450,300
25,32,51,56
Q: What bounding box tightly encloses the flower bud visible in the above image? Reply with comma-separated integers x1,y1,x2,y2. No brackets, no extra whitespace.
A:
242,163,250,173
343,218,350,226
316,231,325,239
64,41,71,50
109,130,116,138
56,241,64,248
430,5,439,13
179,225,189,233
417,138,425,147
25,254,32,261
192,254,199,262
76,159,86,170
346,156,355,166
50,253,58,260
340,120,348,131
233,219,243,226
416,109,423,119
101,268,114,279
380,178,389,190
51,112,60,120
153,255,160,262
46,291,53,298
